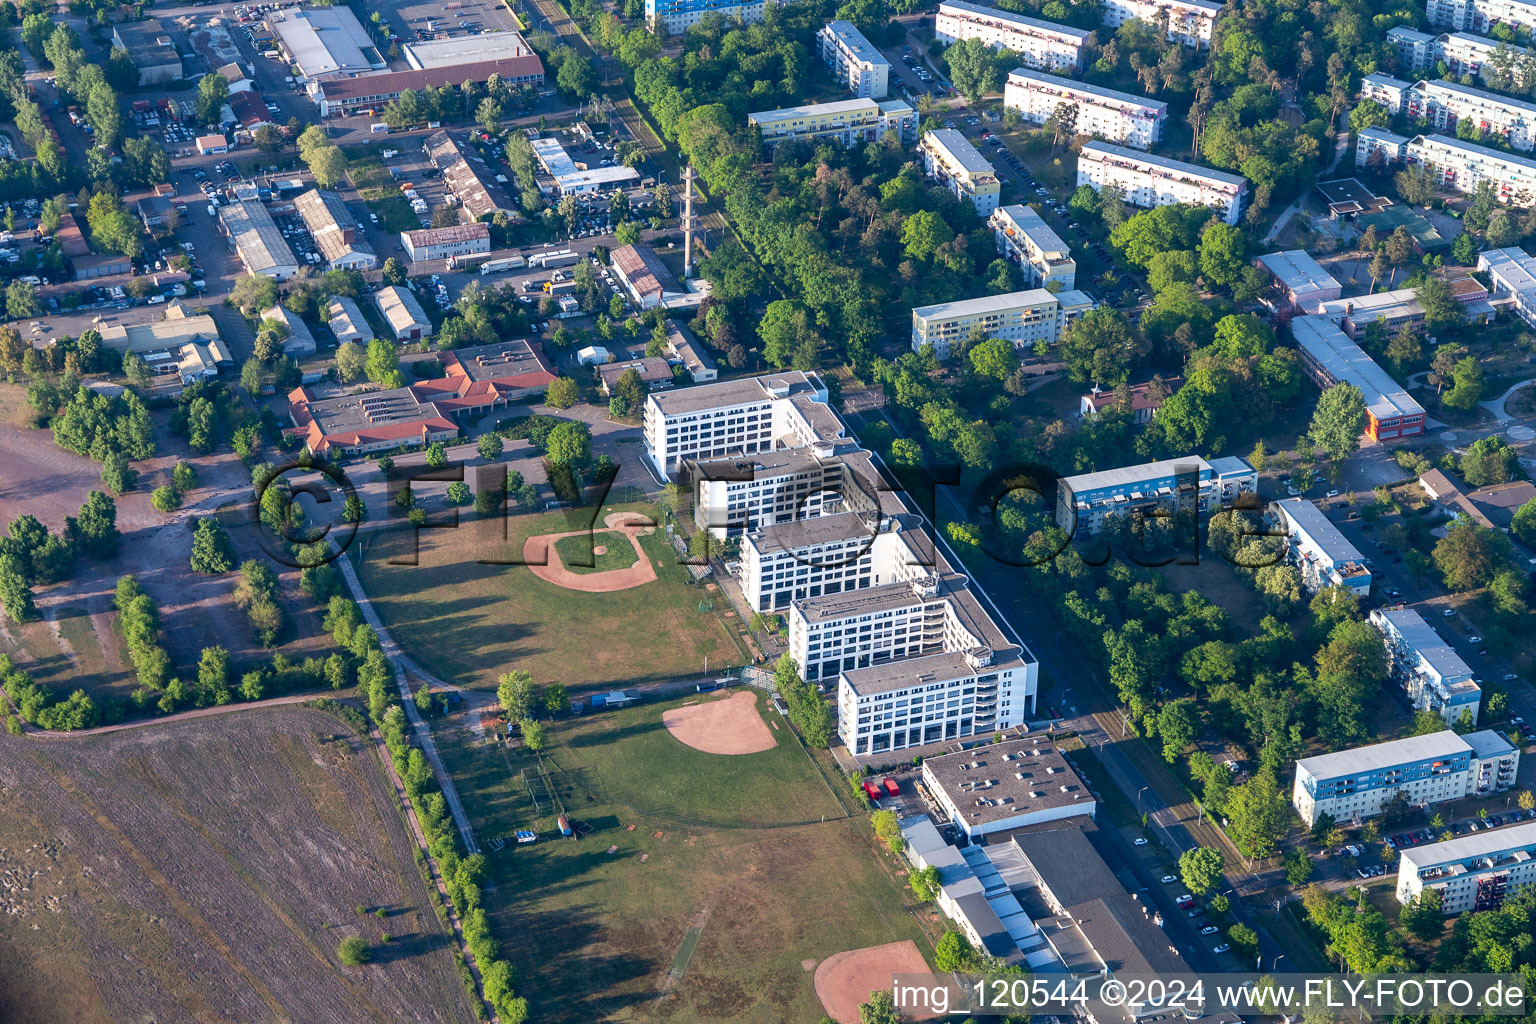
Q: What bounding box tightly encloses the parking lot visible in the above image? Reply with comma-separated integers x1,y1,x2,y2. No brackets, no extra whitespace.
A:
385,0,524,45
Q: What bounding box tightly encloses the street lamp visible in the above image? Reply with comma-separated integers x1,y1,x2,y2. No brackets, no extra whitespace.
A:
1272,955,1288,972
1138,786,1150,808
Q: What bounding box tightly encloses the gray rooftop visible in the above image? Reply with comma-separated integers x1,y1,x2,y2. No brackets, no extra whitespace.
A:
1270,497,1366,564
1295,730,1472,782
446,339,553,384
219,200,297,276
1291,315,1425,423
1419,77,1536,116
1259,250,1341,295
922,128,998,177
1080,141,1248,188
1007,68,1165,112
269,6,380,77
1412,132,1536,172
1372,608,1475,684
1399,819,1536,871
1463,728,1518,761
1480,247,1536,308
821,20,890,67
842,647,1029,696
922,736,1094,825
648,371,821,415
1060,455,1216,495
748,97,884,125
1359,126,1411,145
939,1,1089,40
745,510,887,554
993,204,1070,259
912,287,1062,323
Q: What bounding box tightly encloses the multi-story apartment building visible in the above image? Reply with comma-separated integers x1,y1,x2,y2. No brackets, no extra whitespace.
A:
1389,25,1439,70
1292,729,1519,826
740,511,920,612
935,1,1088,72
748,98,917,151
1406,132,1536,201
1267,498,1373,596
1290,315,1427,440
919,129,1002,215
1357,126,1413,169
1399,78,1536,152
1361,72,1412,113
1478,245,1536,325
1394,28,1534,82
1100,0,1221,46
1055,456,1257,536
1076,141,1248,225
642,371,834,478
692,439,892,539
818,20,890,99
990,204,1076,290
1004,70,1166,149
1369,608,1482,726
1398,815,1535,915
646,0,774,33
1427,0,1536,37
1257,250,1343,313
910,288,1094,358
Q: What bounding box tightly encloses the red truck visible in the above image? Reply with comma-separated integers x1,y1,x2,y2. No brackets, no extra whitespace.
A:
882,777,900,797
861,780,883,802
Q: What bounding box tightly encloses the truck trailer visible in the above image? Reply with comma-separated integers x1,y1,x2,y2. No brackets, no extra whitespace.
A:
479,255,526,275
528,248,579,269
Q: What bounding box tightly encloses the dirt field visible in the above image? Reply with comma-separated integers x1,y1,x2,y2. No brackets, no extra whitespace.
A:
0,406,331,707
813,940,932,1024
431,691,927,1024
354,504,744,692
662,691,777,755
0,706,478,1024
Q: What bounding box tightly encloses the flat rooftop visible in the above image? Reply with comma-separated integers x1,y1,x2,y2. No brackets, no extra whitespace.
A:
114,19,180,67
842,646,1029,696
922,736,1093,826
1413,132,1536,173
912,287,1061,322
749,97,882,124
1270,497,1366,563
1421,77,1536,115
1358,125,1411,146
993,204,1070,258
1079,141,1248,187
746,510,887,553
269,6,380,77
1400,820,1536,871
648,371,822,415
1291,315,1425,423
404,31,533,69
821,20,889,65
939,1,1089,40
1060,455,1214,495
1372,607,1474,682
1480,247,1536,308
530,137,577,178
1295,730,1471,782
443,339,553,386
1007,68,1165,112
1259,250,1341,295
922,128,997,177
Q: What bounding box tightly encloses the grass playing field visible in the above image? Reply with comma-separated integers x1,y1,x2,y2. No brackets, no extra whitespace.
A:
353,504,746,692
435,690,928,1024
553,530,641,574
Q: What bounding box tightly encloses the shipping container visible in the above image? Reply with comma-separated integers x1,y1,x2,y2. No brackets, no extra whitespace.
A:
882,777,899,797
557,815,572,837
861,781,882,801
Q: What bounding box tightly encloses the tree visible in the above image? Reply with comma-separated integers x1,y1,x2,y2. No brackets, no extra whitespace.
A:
545,378,579,409
446,481,472,505
555,54,596,97
100,452,136,495
308,146,349,189
909,864,941,901
381,257,407,286
1434,518,1517,591
1512,497,1536,548
1283,848,1314,886
1461,436,1519,487
1443,356,1485,411
545,421,591,467
544,682,571,715
1227,922,1259,959
497,669,536,721
859,990,901,1024
0,553,37,622
195,73,230,125
424,441,448,470
1399,887,1444,940
968,336,1019,380
1308,383,1367,461
521,718,547,752
365,339,399,384
190,517,234,574
74,491,119,558
934,930,977,971
1179,847,1225,895
1225,774,1291,859
477,433,504,461
5,280,40,321
335,342,366,383
230,274,279,313
900,210,954,263
337,937,371,966
1417,277,1463,331
1157,699,1199,763
151,485,181,512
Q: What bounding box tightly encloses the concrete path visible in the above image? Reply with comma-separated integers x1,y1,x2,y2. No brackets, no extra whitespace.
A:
1480,377,1536,421
333,542,481,855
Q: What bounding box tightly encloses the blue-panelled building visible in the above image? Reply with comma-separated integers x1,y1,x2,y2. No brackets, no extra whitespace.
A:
646,0,774,33
1054,455,1257,536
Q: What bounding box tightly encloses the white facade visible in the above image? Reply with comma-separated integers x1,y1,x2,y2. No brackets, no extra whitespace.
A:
642,371,835,478
935,1,1088,72
990,204,1075,290
1398,816,1536,915
1361,72,1412,113
1356,126,1412,169
400,224,492,263
911,288,1094,358
1479,245,1536,326
919,129,1002,216
1076,141,1248,225
1406,132,1536,202
694,441,880,540
1402,78,1536,152
1369,607,1482,726
1291,730,1517,827
645,0,775,33
1100,0,1221,46
742,512,913,612
1390,26,1440,71
1427,0,1536,36
920,736,1097,838
818,20,890,99
839,647,1031,757
748,98,917,151
1268,498,1373,596
1004,69,1166,149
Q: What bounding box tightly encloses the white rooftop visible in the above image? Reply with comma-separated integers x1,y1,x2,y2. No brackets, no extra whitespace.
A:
912,288,1063,321
821,20,889,66
403,32,533,69
1290,315,1425,424
1007,68,1165,112
940,0,1090,40
1372,607,1475,684
1079,141,1247,188
1296,730,1471,782
923,128,997,176
1259,250,1341,295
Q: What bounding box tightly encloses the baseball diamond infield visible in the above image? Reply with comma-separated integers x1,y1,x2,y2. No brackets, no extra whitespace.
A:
661,691,777,755
521,512,658,593
813,940,933,1024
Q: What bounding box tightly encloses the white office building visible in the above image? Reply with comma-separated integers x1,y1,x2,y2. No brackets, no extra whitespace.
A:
1398,814,1536,915
642,371,836,478
1478,246,1536,325
911,288,1093,358
1268,498,1373,596
1427,0,1536,37
1357,126,1413,169
1004,69,1166,149
693,440,891,539
919,129,1002,215
740,511,920,612
748,98,918,151
935,1,1088,72
1056,456,1257,536
990,204,1076,290
818,21,890,99
1100,0,1221,46
1076,141,1248,225
1370,607,1482,726
1291,729,1518,826
1406,132,1536,201
921,736,1097,838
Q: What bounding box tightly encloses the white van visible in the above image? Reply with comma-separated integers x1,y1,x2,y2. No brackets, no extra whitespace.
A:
370,122,389,134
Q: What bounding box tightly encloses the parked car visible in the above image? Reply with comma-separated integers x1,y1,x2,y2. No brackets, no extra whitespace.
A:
1200,925,1219,935
1213,944,1231,955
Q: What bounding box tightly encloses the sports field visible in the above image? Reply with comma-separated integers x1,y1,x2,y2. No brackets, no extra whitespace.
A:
1359,205,1444,249
435,691,929,1024
353,504,746,691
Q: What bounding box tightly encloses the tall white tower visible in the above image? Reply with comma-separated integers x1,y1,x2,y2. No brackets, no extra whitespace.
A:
681,164,697,279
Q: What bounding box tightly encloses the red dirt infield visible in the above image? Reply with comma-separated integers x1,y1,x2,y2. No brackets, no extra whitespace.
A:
813,939,932,1024
661,690,777,755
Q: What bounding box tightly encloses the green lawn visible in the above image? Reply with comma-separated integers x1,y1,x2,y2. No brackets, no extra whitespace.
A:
347,155,418,233
354,503,745,692
552,530,640,574
434,690,926,1024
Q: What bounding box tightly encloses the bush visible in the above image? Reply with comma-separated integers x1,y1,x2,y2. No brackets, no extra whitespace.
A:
337,936,371,966
151,485,181,512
